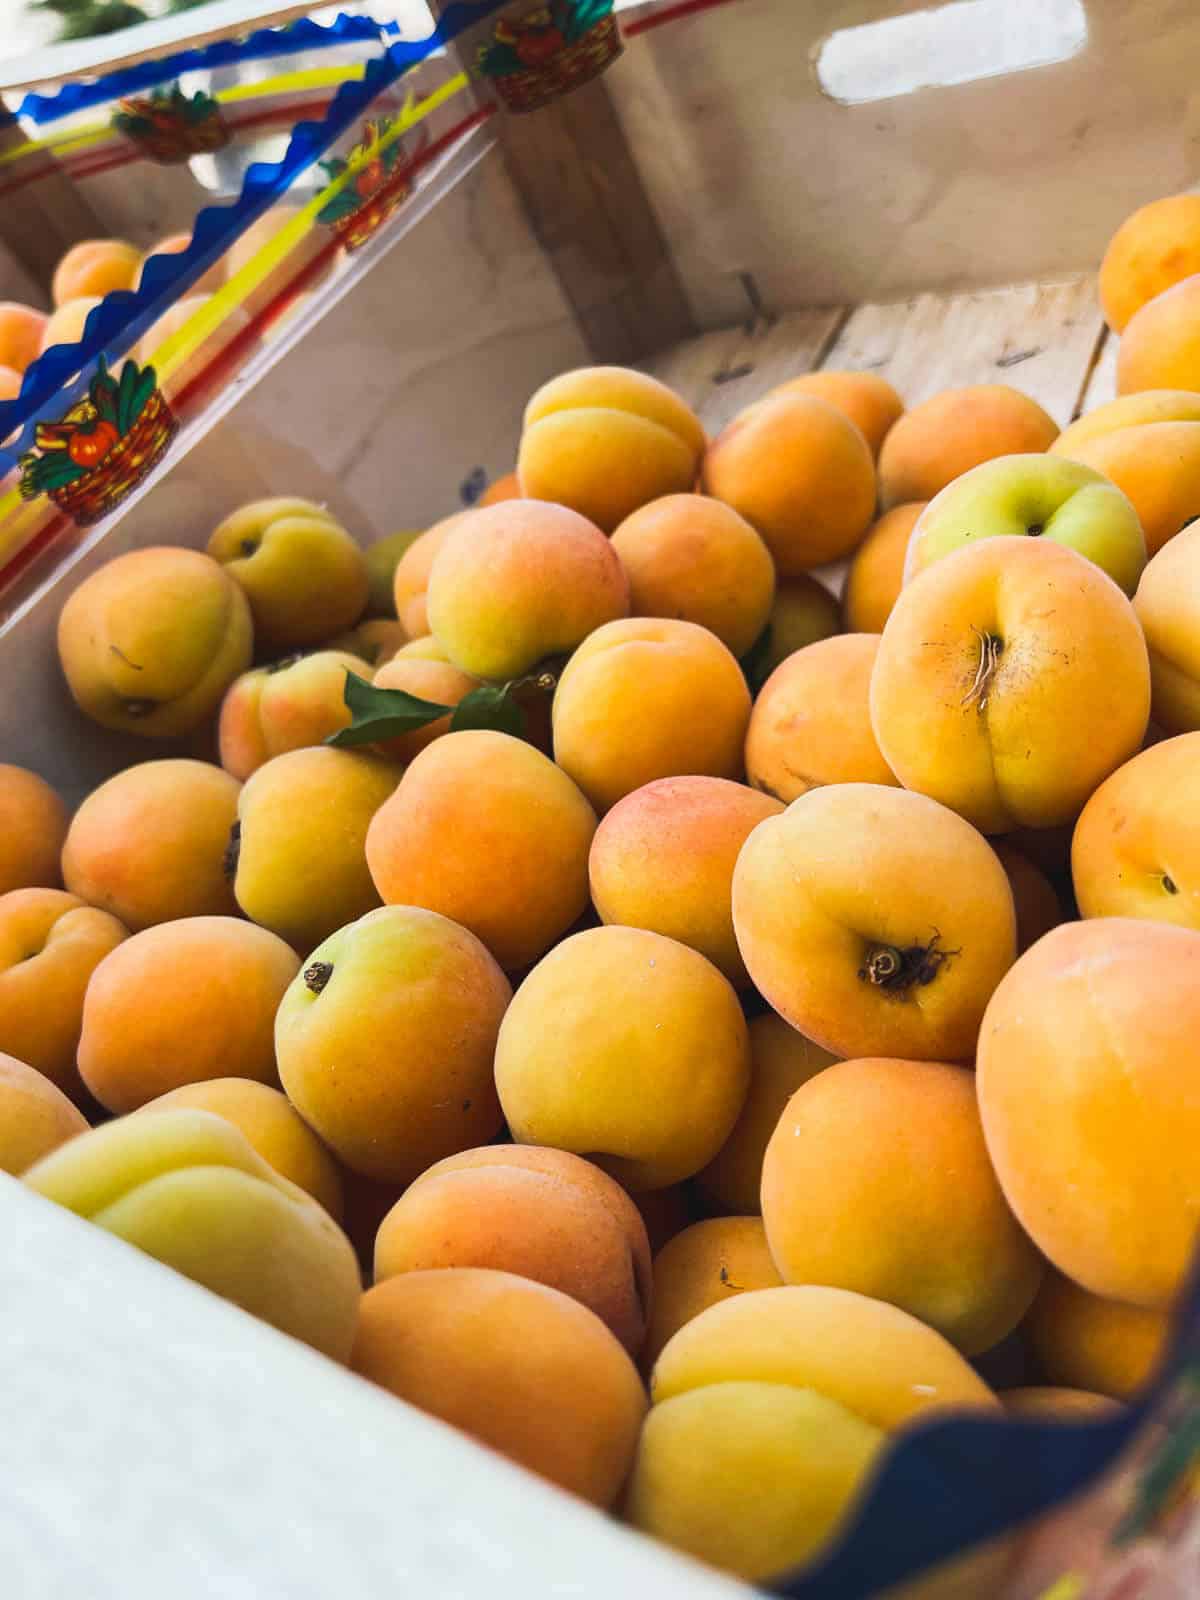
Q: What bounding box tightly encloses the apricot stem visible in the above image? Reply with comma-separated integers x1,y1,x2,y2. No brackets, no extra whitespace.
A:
962,629,1003,710
859,933,958,995
304,961,333,995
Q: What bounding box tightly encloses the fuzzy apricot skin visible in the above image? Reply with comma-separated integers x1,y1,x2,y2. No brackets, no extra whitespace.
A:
745,634,897,805
218,652,370,780
702,392,876,573
392,515,470,639
369,639,478,764
1053,417,1200,557
588,776,782,987
57,547,253,740
762,1057,1043,1355
0,889,127,1094
1024,1271,1169,1401
0,1052,88,1175
0,765,67,894
977,917,1200,1310
77,916,299,1114
366,730,596,972
518,367,705,533
1118,272,1200,394
426,500,629,681
773,370,904,458
62,759,240,930
842,503,925,633
374,1145,651,1356
1133,521,1200,733
275,906,510,1186
642,1217,783,1369
494,925,750,1192
877,385,1058,508
52,239,140,305
1099,195,1200,331
626,1285,996,1582
732,783,1017,1063
353,1268,648,1506
24,1110,360,1360
870,537,1151,833
552,618,751,815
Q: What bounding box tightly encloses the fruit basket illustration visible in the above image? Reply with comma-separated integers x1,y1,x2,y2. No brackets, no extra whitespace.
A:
111,82,230,163
18,358,177,525
316,114,428,253
476,0,621,113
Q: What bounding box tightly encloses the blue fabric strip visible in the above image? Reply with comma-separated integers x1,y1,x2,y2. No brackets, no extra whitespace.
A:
0,0,508,467
17,13,400,125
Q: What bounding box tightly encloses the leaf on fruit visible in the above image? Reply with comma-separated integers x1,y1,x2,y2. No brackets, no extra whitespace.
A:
740,624,774,694
325,671,451,748
449,682,527,739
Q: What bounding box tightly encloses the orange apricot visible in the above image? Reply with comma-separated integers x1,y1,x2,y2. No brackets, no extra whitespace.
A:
760,575,841,675
588,776,783,987
0,765,67,894
842,502,925,633
1133,519,1200,732
992,842,1062,953
52,239,139,306
1118,272,1200,394
369,637,479,763
0,1051,87,1175
877,385,1058,508
643,1217,783,1369
217,651,370,780
1054,420,1200,556
374,1145,651,1355
479,470,520,505
745,633,896,804
1099,194,1200,332
392,514,472,639
1024,1271,1169,1401
0,303,47,372
39,297,101,356
772,369,904,457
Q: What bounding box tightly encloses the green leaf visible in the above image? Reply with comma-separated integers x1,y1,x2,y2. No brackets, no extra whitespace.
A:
325,671,451,749
739,624,774,694
449,682,527,739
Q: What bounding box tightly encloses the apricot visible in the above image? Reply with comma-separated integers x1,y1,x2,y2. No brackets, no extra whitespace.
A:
393,514,469,639
1024,1271,1168,1400
374,1146,651,1355
0,363,22,400
871,538,1151,833
1072,734,1200,927
62,758,240,929
217,650,370,780
733,784,1016,1061
479,469,520,505
773,370,904,457
233,746,400,954
1053,420,1200,556
643,1217,783,1369
588,776,781,988
39,296,101,356
78,916,299,1114
1099,194,1200,331
0,303,47,372
208,498,368,654
1133,520,1200,731
627,1285,996,1581
57,547,253,739
842,502,925,633
353,1268,646,1505
552,618,751,814
763,1058,1042,1354
133,295,251,390
702,391,876,573
368,637,479,763
0,889,127,1093
275,905,509,1184
325,618,407,667
495,926,749,1190
518,366,705,533
363,529,420,617
977,917,1200,1309
877,385,1059,508
25,1110,359,1358
699,1013,838,1215
745,634,897,805
426,501,628,681
367,731,593,970
904,454,1146,596
0,1052,87,1175
760,574,841,674
0,764,67,893
1051,389,1200,452
52,239,139,306
610,494,775,658
136,1078,342,1219
1002,1388,1119,1420
992,842,1062,952
1117,272,1200,393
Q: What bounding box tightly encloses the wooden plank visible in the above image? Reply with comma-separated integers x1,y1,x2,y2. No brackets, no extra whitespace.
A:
821,275,1104,427
641,325,745,416
2,1176,747,1600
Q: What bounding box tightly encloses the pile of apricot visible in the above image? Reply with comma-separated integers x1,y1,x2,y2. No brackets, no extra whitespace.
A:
3,190,1200,1592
